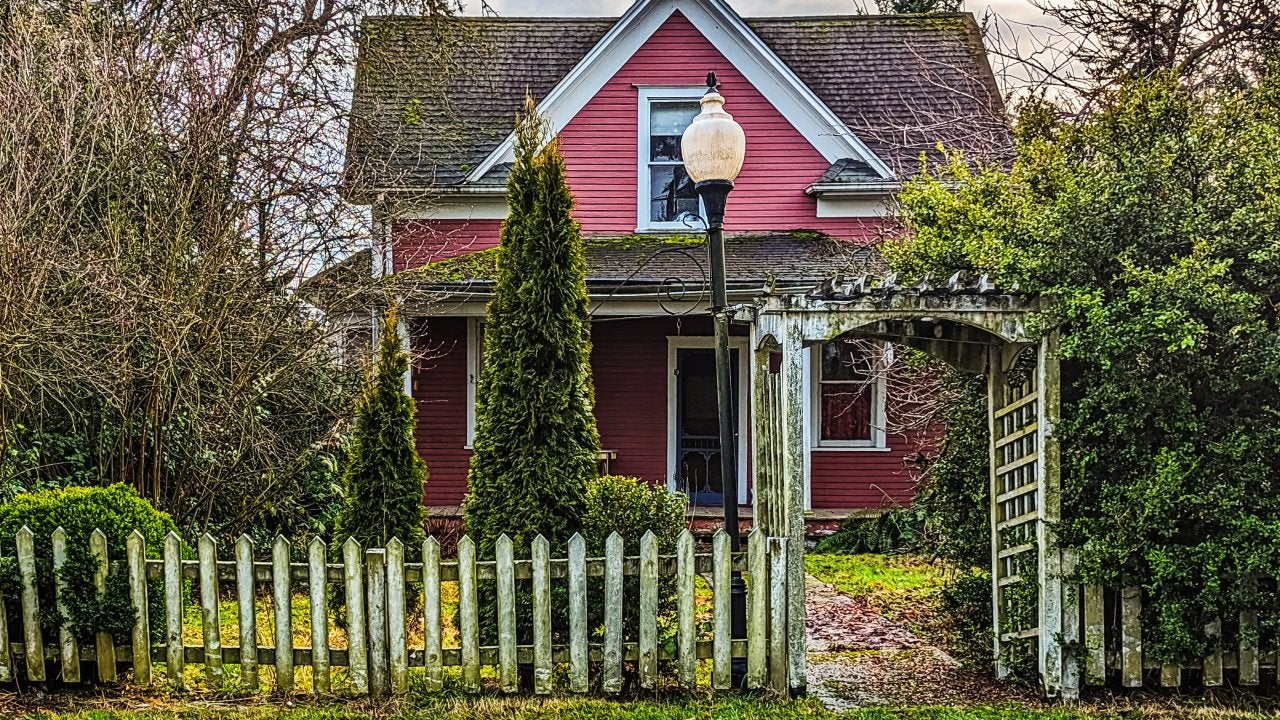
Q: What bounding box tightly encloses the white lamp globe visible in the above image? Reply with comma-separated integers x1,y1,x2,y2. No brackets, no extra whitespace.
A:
680,86,746,185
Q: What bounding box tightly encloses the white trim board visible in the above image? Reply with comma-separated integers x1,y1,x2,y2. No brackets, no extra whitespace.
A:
464,0,891,184
666,335,751,506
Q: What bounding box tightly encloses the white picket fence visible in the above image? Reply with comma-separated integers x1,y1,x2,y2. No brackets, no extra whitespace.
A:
1081,582,1265,689
0,526,792,695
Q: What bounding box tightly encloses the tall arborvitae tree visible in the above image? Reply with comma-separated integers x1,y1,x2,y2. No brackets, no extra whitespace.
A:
465,98,600,558
334,306,427,550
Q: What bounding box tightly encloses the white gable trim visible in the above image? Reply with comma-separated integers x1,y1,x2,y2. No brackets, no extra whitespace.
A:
464,0,893,184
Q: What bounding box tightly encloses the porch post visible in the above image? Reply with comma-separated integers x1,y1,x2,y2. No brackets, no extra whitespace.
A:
779,311,808,693
1037,330,1074,698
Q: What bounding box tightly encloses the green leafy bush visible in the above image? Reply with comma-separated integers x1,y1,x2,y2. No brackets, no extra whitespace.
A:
0,483,177,678
887,74,1280,662
582,475,686,650
813,508,926,555
582,475,687,556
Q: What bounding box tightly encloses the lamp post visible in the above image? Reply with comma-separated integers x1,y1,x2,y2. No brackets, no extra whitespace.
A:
681,72,748,687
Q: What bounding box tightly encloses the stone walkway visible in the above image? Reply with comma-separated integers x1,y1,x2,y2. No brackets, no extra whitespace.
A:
804,575,1032,709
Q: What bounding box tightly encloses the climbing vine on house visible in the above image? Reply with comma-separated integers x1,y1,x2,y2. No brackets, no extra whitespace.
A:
886,73,1280,663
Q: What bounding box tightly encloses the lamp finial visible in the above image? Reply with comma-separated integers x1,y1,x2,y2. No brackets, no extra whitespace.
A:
706,71,718,91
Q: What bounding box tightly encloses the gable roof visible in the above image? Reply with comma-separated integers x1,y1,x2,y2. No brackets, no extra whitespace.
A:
344,9,1007,202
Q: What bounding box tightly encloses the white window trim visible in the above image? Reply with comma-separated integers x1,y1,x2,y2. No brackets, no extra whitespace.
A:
465,317,483,448
666,336,750,505
637,87,708,233
809,342,889,451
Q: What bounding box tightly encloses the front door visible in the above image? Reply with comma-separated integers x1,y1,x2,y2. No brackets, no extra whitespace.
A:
674,347,740,506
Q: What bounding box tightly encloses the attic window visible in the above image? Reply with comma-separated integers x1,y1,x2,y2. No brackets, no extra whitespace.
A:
637,88,705,231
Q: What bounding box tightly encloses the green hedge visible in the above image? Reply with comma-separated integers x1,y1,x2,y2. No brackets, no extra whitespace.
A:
0,483,177,677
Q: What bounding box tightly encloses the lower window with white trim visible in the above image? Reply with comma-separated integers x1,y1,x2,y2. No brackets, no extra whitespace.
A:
811,340,887,449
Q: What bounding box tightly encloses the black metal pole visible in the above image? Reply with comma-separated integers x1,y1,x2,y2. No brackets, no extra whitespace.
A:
697,178,748,688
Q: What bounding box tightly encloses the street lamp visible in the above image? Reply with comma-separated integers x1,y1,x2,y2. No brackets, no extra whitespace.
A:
681,72,748,686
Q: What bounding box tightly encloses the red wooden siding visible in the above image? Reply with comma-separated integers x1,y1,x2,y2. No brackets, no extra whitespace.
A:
411,314,927,510
809,433,921,509
557,11,882,239
411,316,471,506
591,318,671,483
393,219,502,272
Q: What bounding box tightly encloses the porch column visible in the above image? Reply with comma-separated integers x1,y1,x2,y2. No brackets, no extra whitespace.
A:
778,311,808,693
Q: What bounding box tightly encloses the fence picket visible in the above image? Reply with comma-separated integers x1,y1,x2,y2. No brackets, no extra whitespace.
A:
568,533,588,693
746,529,767,689
309,537,330,694
386,537,407,694
423,537,442,692
16,526,44,682
458,534,480,692
495,534,516,694
768,537,788,693
90,529,117,682
603,532,623,694
712,528,731,690
1160,662,1180,687
198,534,222,683
533,534,552,695
343,537,368,694
127,530,150,685
676,529,696,689
1082,584,1104,685
1240,578,1259,685
273,535,294,692
235,535,258,690
367,548,389,697
1121,585,1142,688
51,528,80,683
638,531,658,690
164,531,183,685
1203,619,1223,686
0,551,10,682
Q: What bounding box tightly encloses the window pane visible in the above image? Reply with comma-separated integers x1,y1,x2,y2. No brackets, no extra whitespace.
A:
821,341,873,381
650,102,699,161
649,165,698,223
820,383,872,441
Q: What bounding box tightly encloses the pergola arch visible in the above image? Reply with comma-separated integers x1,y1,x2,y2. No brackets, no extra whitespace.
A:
746,279,1077,698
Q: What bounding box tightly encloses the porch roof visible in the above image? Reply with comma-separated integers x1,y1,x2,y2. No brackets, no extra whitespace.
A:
399,233,884,297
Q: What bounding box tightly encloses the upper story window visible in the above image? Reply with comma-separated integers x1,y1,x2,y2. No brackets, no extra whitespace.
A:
637,88,705,231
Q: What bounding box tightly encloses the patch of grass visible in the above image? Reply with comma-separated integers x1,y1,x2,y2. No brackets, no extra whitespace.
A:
806,554,944,602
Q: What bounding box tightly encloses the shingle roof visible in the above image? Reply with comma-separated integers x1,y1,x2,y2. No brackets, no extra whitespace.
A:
344,12,1007,199
393,233,885,298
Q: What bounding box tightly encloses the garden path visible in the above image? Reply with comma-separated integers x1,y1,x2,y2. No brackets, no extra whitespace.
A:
804,574,1032,709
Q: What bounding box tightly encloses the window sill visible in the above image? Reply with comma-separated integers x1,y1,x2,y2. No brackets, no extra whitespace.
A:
810,445,891,452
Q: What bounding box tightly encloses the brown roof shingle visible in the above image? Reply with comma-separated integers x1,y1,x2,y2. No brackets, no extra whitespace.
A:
344,12,1008,199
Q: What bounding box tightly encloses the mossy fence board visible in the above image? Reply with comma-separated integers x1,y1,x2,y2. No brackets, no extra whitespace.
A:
0,527,790,695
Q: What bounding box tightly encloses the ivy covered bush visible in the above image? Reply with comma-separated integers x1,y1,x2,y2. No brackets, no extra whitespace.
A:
582,475,686,663
887,74,1280,663
0,483,177,677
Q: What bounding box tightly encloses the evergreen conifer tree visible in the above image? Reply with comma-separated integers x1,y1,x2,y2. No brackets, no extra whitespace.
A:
333,306,427,550
464,98,599,558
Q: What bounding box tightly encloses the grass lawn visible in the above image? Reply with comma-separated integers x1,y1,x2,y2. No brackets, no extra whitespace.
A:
24,696,1280,720
803,553,947,626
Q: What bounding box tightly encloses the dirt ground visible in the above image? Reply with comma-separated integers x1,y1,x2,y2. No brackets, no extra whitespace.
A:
804,575,1038,710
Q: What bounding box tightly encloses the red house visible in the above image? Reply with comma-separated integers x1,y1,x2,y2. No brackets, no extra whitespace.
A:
336,0,1008,522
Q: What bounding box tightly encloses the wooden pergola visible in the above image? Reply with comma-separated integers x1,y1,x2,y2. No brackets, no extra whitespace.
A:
745,276,1078,698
